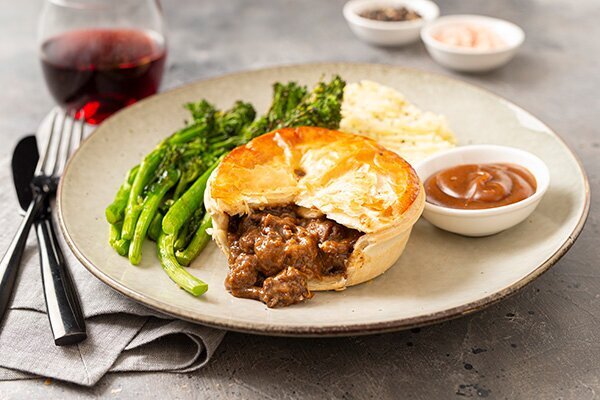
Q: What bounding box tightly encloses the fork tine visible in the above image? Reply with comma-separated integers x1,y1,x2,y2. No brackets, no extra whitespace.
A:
78,109,86,145
35,109,59,175
51,110,69,177
61,110,78,169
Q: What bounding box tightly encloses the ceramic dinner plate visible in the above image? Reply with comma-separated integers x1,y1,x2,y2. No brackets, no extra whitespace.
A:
57,63,589,336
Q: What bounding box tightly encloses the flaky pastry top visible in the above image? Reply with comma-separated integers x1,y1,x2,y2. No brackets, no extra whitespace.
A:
208,126,421,233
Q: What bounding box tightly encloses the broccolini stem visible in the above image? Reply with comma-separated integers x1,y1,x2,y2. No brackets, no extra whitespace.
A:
122,148,165,240
147,211,163,242
176,213,212,266
166,122,209,146
162,158,221,235
129,168,180,265
111,239,130,257
157,232,208,296
174,222,191,250
109,223,130,256
109,222,121,243
105,165,139,224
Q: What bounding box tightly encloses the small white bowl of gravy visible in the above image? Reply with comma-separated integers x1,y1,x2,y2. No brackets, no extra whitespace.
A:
414,145,550,237
421,15,525,72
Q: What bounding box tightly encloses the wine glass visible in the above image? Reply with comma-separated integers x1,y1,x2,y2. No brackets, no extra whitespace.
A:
38,0,167,125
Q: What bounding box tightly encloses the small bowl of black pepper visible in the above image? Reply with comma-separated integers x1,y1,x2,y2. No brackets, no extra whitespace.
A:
343,0,439,46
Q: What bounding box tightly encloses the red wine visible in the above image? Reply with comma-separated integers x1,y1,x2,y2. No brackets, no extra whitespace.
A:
41,28,166,125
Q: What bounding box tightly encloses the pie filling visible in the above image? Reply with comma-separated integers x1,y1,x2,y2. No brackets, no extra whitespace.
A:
226,206,363,307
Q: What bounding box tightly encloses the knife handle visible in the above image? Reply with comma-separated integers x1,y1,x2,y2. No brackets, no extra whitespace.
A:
0,193,46,326
35,209,86,346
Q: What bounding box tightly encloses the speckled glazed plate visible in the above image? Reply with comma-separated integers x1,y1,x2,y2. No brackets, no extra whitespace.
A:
57,63,590,336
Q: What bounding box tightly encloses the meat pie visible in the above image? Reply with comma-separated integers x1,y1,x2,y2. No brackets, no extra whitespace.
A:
205,126,425,307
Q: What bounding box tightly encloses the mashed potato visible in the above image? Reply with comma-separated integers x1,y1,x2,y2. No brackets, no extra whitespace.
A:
340,80,456,164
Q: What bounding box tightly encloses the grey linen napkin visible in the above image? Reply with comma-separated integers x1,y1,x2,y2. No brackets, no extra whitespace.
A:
0,154,226,386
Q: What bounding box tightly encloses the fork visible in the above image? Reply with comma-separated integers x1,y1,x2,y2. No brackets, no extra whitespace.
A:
0,109,87,345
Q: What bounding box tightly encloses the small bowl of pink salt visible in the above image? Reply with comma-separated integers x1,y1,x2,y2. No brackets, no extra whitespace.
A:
421,15,525,72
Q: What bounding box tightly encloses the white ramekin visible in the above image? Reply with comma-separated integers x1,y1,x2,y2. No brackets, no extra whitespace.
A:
421,14,525,72
343,0,439,46
414,145,550,237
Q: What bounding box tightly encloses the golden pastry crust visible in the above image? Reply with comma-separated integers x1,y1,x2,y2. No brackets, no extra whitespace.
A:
207,126,421,233
205,127,425,292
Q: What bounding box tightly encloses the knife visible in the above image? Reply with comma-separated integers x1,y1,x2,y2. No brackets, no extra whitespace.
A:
0,136,41,326
11,135,86,345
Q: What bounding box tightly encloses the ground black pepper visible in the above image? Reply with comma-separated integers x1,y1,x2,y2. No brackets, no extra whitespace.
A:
359,6,421,22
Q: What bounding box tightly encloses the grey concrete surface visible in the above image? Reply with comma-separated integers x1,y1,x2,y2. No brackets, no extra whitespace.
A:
0,0,599,398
